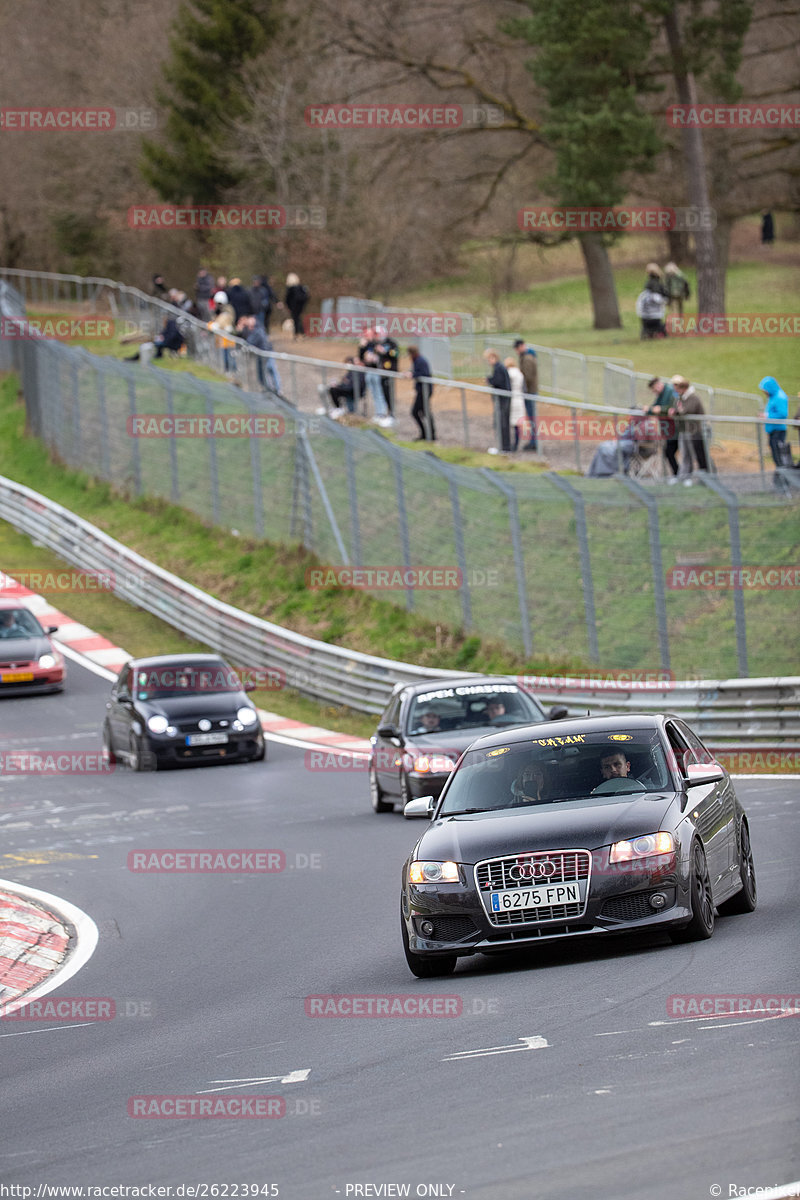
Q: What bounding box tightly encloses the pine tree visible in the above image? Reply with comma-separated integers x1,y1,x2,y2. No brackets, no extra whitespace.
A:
141,0,280,204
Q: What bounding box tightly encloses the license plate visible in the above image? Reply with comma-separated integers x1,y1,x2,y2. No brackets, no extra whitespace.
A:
490,882,582,911
1,672,34,683
185,732,228,747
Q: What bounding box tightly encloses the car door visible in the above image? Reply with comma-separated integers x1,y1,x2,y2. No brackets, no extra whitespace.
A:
666,721,729,891
677,719,736,884
108,665,136,751
375,691,404,796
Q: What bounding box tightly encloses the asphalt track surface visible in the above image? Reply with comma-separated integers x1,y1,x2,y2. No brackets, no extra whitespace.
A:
0,656,798,1199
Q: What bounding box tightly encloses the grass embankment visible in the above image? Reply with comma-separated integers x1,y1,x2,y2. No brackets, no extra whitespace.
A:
0,372,587,738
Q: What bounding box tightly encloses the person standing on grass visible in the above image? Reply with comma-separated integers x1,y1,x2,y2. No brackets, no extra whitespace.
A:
513,337,539,450
484,349,512,453
406,346,435,441
505,356,526,452
647,376,680,479
759,375,790,469
671,375,708,482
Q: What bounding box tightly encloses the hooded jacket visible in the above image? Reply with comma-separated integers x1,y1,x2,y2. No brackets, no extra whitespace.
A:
759,376,788,432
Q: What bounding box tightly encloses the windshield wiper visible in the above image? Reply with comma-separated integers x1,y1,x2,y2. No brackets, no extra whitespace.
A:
442,808,484,816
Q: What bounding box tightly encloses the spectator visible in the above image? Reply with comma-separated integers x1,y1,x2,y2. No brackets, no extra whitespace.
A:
664,262,690,318
215,275,228,295
636,283,667,340
209,291,236,374
237,315,281,393
671,375,708,482
284,273,309,338
647,376,680,479
586,431,638,477
362,343,391,425
151,273,168,299
483,349,512,453
759,375,790,470
250,275,278,331
319,357,364,417
195,268,214,320
504,356,526,452
376,330,400,416
226,277,253,323
513,338,539,450
643,262,668,297
406,346,435,441
761,210,775,246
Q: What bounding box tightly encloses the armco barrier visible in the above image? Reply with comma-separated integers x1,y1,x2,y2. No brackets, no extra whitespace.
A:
0,474,798,751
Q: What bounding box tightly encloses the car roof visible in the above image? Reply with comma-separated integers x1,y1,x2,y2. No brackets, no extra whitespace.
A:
465,712,668,750
127,653,227,670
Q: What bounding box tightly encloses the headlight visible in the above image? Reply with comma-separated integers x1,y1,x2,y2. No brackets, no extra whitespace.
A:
409,860,461,884
609,832,674,863
412,755,457,774
38,654,57,669
237,707,257,726
147,715,169,734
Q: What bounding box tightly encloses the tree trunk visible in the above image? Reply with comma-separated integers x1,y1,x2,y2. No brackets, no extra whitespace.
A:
579,232,622,329
665,228,692,265
663,4,725,315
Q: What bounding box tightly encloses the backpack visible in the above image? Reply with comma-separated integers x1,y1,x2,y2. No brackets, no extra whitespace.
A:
298,284,310,303
637,289,665,320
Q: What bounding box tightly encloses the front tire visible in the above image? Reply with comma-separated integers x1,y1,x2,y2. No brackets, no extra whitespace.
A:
670,843,715,942
370,765,393,813
718,821,757,915
102,722,117,766
129,734,156,773
401,911,457,978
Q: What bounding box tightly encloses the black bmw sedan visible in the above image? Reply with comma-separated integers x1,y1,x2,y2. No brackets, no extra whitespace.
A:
102,654,266,770
370,676,567,812
400,714,756,976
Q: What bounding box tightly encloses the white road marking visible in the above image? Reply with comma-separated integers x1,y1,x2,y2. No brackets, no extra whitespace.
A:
0,878,99,1017
0,1021,96,1038
442,1035,548,1061
197,1068,310,1094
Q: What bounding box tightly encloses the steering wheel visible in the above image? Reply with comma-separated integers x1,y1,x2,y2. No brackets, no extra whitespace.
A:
591,777,647,795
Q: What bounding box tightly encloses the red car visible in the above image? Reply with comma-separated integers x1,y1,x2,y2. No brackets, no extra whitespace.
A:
0,600,65,694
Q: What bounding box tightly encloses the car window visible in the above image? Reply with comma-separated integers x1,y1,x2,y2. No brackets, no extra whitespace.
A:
438,731,671,815
134,661,241,699
676,720,715,766
0,608,44,638
407,684,543,735
382,693,402,729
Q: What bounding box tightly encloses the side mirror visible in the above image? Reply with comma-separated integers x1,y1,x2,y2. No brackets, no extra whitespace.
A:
686,761,725,787
403,796,435,820
548,705,568,720
46,625,59,635
377,724,404,746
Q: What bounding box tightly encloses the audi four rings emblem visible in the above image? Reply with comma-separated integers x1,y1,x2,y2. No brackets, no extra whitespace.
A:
509,858,557,881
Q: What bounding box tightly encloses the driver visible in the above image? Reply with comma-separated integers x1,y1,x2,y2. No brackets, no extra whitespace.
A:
0,610,25,638
415,710,442,733
599,751,632,781
485,697,508,723
511,762,547,805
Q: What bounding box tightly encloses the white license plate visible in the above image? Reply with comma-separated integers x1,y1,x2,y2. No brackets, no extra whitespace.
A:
490,882,582,911
185,732,228,747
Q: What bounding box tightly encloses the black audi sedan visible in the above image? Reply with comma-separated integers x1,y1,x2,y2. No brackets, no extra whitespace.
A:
400,714,756,976
370,676,567,812
102,654,266,770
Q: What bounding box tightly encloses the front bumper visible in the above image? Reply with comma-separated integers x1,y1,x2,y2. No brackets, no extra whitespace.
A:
0,668,65,695
402,853,689,957
146,729,264,764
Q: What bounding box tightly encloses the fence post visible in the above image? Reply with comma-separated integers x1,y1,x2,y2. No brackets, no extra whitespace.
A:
127,378,142,495
344,439,362,566
302,430,350,566
697,475,748,677
163,380,179,503
545,472,599,663
480,469,533,657
200,383,221,526
97,368,110,480
618,476,671,671
289,431,314,549
460,386,470,447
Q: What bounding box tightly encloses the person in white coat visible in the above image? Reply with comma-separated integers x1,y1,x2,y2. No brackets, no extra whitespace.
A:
505,357,526,451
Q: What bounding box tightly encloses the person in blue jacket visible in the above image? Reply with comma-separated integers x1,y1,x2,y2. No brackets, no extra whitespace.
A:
759,375,790,467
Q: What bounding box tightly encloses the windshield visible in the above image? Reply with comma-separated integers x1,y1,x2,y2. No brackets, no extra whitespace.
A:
0,608,45,639
438,731,672,815
135,662,243,700
406,684,543,736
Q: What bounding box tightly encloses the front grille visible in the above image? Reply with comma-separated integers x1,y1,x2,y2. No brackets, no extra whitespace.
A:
601,890,675,922
475,849,591,927
0,660,33,669
418,915,479,943
175,717,232,733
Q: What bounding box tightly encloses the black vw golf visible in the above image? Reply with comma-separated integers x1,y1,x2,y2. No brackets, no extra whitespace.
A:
103,654,266,770
400,714,756,976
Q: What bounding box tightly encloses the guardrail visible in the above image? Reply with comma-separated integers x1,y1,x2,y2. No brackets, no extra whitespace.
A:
1,474,798,750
